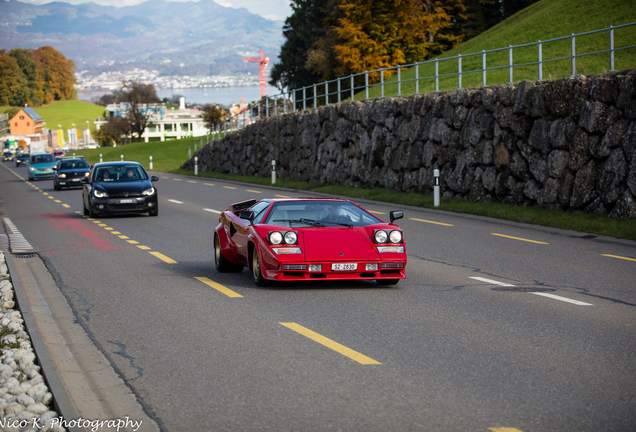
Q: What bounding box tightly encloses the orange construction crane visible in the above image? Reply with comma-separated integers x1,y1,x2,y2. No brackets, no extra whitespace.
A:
244,49,270,99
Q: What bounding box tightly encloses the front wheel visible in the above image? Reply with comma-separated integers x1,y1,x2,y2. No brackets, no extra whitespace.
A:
214,233,243,272
251,247,268,287
376,279,399,286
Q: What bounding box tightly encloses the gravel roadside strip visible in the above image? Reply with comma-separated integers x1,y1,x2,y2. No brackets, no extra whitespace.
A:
0,252,65,432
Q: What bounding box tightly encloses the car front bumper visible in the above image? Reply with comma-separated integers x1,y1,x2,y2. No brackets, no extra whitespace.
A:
89,195,158,214
262,260,407,282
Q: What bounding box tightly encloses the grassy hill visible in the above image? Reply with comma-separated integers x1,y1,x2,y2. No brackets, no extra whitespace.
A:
354,0,636,99
1,100,105,133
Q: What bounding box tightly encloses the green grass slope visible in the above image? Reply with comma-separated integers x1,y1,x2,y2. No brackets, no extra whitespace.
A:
356,0,636,99
1,100,105,132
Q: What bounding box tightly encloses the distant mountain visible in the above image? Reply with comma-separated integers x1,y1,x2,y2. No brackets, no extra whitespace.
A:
0,0,284,76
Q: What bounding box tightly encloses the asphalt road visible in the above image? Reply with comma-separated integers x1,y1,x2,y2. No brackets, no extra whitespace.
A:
1,160,635,432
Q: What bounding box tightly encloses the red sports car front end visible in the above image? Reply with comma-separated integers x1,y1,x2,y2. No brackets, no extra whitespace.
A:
214,198,407,286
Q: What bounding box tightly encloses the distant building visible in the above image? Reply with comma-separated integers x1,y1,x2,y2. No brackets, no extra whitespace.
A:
96,97,208,142
9,107,44,136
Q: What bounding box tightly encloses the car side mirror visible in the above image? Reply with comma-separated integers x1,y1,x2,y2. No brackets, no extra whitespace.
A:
151,176,159,182
238,210,255,223
390,210,404,224
52,166,57,171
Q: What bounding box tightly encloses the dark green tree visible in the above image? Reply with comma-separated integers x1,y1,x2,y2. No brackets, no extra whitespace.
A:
268,0,330,90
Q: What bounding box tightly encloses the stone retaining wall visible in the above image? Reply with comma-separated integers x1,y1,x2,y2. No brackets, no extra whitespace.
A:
182,69,636,218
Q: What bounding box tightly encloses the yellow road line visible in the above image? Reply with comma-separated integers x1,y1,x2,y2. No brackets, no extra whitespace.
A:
195,277,243,298
368,210,386,215
275,195,291,198
279,322,381,365
204,183,215,186
104,227,113,231
62,204,71,208
136,246,151,250
48,196,54,199
223,186,237,189
602,254,636,262
111,231,121,235
187,180,197,183
43,192,49,195
491,233,549,245
149,252,177,264
488,428,524,432
127,240,139,244
246,189,262,193
118,235,129,239
173,178,182,181
410,218,454,226
98,224,107,227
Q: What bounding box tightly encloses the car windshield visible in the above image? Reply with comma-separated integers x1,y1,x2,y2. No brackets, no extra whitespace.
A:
31,154,54,164
94,165,148,182
59,160,89,170
263,201,382,228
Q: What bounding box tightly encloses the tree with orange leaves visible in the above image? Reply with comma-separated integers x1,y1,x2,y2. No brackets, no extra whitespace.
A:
307,0,466,84
31,46,76,104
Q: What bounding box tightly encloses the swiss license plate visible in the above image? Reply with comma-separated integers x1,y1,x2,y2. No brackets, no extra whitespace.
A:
331,263,357,271
72,178,80,182
119,199,134,204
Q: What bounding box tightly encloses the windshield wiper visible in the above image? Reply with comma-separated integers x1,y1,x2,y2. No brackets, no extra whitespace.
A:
320,220,353,228
272,219,325,227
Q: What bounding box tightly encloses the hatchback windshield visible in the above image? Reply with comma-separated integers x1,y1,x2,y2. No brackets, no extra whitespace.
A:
31,154,54,164
94,165,148,182
263,201,382,228
59,160,89,170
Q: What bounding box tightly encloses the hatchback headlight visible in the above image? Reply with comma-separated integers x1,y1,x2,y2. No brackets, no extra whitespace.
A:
59,173,67,178
93,189,108,198
142,187,155,196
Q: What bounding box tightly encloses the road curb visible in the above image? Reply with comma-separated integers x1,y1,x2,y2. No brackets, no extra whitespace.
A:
5,252,85,432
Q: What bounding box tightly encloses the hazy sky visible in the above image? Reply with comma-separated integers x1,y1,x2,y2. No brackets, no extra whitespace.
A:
12,0,293,21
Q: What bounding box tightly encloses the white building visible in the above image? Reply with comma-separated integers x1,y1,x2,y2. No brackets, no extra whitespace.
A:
96,97,208,142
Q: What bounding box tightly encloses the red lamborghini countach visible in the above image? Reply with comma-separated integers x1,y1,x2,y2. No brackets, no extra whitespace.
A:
214,198,407,286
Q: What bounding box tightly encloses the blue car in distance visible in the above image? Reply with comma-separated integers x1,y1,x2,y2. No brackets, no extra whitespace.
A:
28,153,57,181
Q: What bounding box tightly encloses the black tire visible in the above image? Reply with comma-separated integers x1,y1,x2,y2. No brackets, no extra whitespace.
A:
376,279,399,286
83,202,89,216
251,247,268,287
54,181,61,191
214,233,243,272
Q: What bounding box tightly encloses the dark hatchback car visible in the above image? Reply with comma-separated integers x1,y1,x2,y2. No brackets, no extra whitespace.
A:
82,161,159,217
15,153,30,167
53,158,90,190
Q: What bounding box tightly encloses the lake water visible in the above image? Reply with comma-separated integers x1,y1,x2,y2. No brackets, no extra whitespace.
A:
77,85,282,107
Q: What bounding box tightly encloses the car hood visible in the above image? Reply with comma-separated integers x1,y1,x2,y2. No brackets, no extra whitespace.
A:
59,168,90,174
94,180,152,194
301,228,379,261
31,163,56,169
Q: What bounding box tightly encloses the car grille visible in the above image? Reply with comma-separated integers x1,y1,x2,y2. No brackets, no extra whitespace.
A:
110,192,143,198
111,203,144,210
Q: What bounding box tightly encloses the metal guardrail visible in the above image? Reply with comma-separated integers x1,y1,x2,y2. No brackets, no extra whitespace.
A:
191,22,635,147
